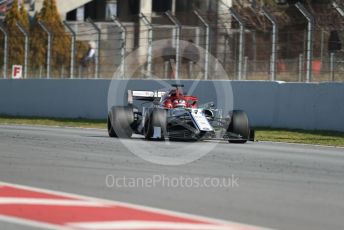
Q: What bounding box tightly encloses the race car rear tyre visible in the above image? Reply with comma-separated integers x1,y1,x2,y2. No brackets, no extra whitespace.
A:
108,106,134,138
144,108,167,139
107,115,117,137
228,110,249,143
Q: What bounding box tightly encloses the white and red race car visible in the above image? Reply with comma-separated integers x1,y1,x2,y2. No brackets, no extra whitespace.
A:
108,84,254,143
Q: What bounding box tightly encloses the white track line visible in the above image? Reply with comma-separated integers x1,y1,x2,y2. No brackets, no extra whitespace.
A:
68,221,236,230
0,198,106,207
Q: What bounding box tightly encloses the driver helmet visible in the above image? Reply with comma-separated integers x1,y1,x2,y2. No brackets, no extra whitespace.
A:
173,99,186,108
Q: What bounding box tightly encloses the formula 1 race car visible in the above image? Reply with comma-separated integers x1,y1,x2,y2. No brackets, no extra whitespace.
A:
107,84,254,143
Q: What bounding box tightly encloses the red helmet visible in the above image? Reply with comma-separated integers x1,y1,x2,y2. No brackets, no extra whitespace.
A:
173,99,186,108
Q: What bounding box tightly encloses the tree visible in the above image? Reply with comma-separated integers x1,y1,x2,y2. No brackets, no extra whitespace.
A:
30,0,71,74
3,0,29,68
19,3,30,29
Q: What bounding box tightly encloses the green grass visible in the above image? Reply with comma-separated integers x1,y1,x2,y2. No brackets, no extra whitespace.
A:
255,128,344,147
0,115,343,147
0,115,106,129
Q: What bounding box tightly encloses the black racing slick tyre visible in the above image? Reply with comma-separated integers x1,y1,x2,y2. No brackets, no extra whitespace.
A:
228,110,250,143
144,108,167,139
108,106,134,138
107,115,117,137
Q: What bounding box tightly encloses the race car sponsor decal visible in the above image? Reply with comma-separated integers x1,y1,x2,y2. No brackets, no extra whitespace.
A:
131,91,166,98
191,109,214,132
132,91,155,97
0,182,271,230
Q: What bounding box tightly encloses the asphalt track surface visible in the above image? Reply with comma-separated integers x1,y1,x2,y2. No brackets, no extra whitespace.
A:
0,125,343,230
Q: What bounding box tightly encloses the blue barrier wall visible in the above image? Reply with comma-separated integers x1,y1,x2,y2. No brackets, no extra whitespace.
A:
0,79,343,131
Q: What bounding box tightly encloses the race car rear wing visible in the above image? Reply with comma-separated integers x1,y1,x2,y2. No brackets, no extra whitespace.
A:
128,90,166,104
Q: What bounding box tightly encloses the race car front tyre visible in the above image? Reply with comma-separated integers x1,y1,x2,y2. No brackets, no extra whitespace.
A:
144,108,167,139
108,106,134,138
228,110,250,143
